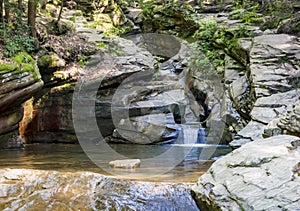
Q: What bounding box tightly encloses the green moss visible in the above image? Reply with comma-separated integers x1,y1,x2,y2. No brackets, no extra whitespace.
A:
68,16,76,23
0,64,18,74
78,54,88,67
21,63,34,72
12,52,34,64
37,53,64,68
96,41,109,49
38,55,52,67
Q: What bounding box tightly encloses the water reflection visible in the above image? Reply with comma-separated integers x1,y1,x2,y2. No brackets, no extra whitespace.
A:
0,142,231,183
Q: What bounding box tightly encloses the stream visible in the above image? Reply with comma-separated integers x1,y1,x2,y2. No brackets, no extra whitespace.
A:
0,126,231,183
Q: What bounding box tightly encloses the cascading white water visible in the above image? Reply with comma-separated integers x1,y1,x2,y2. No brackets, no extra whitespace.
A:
173,123,207,146
171,124,207,161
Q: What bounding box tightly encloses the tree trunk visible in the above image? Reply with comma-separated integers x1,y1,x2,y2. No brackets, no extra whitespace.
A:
18,0,22,11
57,0,63,22
0,0,3,22
28,0,36,38
4,0,9,22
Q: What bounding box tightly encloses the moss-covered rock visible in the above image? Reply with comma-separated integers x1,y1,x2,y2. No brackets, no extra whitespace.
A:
12,52,34,64
139,1,198,37
47,20,76,36
0,53,43,149
0,64,18,74
37,52,66,71
277,12,300,35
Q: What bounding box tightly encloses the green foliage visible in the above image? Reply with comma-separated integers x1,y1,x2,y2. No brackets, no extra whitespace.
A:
103,25,133,36
261,1,294,30
12,52,34,64
77,55,88,67
230,3,263,24
137,0,197,37
233,25,254,38
189,17,254,76
95,41,109,49
67,16,76,23
0,8,35,57
193,19,219,42
190,19,223,74
231,0,294,29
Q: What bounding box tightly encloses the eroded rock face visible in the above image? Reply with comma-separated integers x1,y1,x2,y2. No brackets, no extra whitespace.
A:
191,135,300,210
0,55,44,148
22,35,193,144
0,169,199,211
231,34,300,147
21,84,76,144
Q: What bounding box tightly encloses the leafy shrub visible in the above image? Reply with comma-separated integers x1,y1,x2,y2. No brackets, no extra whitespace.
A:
0,8,35,57
189,18,253,76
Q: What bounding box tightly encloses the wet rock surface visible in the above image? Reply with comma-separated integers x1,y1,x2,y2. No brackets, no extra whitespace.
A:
191,135,300,210
0,168,199,211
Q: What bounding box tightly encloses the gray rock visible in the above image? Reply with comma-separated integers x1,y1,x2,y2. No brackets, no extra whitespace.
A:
277,12,300,35
278,100,300,136
231,34,300,147
233,120,266,141
113,113,178,144
192,135,300,210
0,169,198,210
109,159,141,168
126,8,143,24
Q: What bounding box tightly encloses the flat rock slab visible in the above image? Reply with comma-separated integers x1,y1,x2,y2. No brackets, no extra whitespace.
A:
109,159,141,168
0,168,198,210
192,135,300,210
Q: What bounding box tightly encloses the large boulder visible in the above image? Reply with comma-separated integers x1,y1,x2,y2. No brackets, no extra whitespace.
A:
0,53,43,148
0,169,199,210
111,113,179,144
191,135,300,210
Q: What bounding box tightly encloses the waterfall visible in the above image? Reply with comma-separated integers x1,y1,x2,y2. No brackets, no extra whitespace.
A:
184,126,199,144
174,124,207,146
197,127,207,144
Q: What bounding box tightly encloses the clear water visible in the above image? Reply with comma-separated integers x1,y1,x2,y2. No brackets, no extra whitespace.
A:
0,126,231,183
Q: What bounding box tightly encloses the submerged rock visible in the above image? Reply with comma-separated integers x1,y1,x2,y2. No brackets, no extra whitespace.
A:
191,135,300,210
0,168,199,210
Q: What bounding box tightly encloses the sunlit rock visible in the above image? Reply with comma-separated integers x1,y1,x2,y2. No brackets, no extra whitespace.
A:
192,135,300,210
109,159,141,168
0,169,199,210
